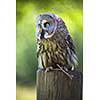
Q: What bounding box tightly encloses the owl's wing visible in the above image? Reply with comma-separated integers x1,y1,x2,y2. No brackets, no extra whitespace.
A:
67,34,75,53
66,34,78,67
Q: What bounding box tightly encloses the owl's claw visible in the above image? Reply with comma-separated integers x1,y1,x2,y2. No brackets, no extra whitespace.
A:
45,66,53,72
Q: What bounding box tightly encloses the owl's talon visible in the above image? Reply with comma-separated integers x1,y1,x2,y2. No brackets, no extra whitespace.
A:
45,68,49,72
45,66,53,72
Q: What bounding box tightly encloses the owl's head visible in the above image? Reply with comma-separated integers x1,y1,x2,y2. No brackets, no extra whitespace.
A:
36,13,67,40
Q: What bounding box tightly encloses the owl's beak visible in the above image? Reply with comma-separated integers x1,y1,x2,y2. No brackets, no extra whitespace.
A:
38,28,45,39
39,28,43,33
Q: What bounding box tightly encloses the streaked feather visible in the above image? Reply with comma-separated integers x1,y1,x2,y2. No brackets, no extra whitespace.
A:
37,13,78,72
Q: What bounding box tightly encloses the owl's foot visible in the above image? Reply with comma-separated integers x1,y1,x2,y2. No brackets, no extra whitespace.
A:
45,66,53,72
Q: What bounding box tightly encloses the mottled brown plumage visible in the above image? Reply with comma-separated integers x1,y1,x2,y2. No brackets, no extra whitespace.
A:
36,13,78,78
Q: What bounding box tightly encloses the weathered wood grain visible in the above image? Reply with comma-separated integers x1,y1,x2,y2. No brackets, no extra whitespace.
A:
37,69,82,100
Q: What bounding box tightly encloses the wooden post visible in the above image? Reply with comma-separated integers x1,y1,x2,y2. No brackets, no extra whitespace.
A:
37,69,82,100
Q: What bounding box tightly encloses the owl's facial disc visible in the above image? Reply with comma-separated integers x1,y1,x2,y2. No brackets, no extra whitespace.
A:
41,19,54,39
37,14,57,40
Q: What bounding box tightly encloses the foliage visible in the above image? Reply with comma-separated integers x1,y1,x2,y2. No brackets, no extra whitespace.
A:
16,86,36,100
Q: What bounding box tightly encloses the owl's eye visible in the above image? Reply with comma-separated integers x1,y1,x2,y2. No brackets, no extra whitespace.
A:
44,22,50,28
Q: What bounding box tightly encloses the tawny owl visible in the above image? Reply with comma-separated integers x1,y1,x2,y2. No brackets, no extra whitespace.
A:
36,13,78,78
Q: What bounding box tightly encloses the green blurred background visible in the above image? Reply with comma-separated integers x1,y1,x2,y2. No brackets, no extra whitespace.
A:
16,0,83,100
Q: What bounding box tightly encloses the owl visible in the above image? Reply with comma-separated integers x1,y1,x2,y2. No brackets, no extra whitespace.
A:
36,13,78,78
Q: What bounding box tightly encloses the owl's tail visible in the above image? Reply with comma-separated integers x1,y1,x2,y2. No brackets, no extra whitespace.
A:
56,64,73,79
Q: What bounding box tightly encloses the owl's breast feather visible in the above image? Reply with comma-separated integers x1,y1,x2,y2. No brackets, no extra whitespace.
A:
37,39,57,68
38,39,57,53
38,39,66,66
